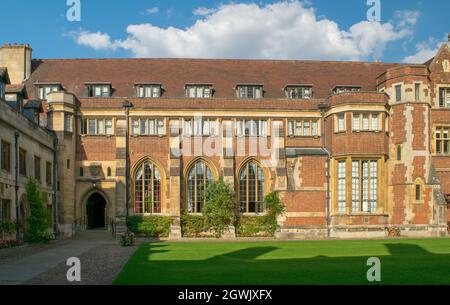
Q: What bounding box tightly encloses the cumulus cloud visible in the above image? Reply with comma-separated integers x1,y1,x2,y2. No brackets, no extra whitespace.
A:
403,38,442,63
146,7,159,14
74,30,116,51
73,1,415,61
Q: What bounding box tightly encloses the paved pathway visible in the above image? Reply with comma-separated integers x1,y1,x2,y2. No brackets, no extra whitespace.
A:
0,231,130,285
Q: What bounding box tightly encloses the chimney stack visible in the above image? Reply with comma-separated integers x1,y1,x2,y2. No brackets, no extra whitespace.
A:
0,43,32,84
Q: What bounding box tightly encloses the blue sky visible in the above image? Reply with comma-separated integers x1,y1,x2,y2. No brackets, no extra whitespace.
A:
0,0,448,63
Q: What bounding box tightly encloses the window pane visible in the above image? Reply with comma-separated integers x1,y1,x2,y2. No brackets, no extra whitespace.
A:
362,114,369,130
353,114,360,131
157,119,164,135
312,121,318,136
149,119,156,135
89,119,96,135
338,115,345,132
371,114,379,131
288,121,294,136
140,119,148,135
303,121,310,136
338,161,346,213
132,119,139,135
352,161,360,212
370,161,378,212
105,119,113,135
362,161,369,212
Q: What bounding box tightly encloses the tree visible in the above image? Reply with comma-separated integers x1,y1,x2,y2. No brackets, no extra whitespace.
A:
26,178,52,243
203,178,237,237
264,191,285,235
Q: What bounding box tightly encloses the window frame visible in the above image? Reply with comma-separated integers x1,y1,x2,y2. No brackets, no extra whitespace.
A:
86,84,112,98
136,84,162,98
186,160,214,214
34,156,41,183
287,119,320,137
131,118,166,136
82,118,114,136
1,140,11,172
352,113,381,132
239,160,266,214
439,87,450,108
236,85,263,99
236,119,269,137
36,84,61,100
133,159,163,214
19,148,27,176
435,126,450,155
395,85,402,102
284,86,313,100
185,85,213,99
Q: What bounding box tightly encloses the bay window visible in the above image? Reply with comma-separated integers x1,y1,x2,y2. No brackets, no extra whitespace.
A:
353,113,380,132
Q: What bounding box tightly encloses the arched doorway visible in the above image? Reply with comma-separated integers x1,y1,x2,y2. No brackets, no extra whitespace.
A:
86,192,107,229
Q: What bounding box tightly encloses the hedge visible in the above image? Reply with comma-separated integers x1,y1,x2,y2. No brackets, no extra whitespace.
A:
235,216,273,237
126,215,171,238
180,213,214,238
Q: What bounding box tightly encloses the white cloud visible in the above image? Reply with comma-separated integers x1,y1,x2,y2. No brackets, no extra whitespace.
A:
74,31,116,51
193,7,216,16
403,38,442,63
146,7,159,14
394,10,420,28
73,1,415,61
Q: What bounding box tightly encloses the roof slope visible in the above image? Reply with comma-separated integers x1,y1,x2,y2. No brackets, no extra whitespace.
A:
25,58,401,100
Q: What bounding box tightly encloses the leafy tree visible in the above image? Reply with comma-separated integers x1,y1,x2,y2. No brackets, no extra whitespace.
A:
203,178,237,237
26,178,52,243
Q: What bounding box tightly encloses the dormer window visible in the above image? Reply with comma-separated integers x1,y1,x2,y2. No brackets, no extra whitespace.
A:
285,85,313,99
333,86,362,94
186,85,213,98
236,85,263,99
36,84,62,100
86,83,112,97
136,84,161,98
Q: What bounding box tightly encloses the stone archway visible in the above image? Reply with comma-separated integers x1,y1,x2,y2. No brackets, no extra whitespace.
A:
86,192,107,229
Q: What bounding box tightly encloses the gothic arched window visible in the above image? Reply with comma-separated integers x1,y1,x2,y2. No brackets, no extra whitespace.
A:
239,160,265,213
187,160,213,213
134,160,162,214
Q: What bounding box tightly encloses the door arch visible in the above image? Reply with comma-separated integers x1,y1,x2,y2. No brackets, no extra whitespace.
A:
86,192,107,229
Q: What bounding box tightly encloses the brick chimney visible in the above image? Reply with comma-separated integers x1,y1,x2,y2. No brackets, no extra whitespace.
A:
0,43,32,84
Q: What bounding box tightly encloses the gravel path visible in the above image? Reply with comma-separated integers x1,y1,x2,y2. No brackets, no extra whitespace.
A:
24,242,138,285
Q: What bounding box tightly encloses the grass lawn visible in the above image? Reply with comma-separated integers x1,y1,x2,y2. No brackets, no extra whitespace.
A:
114,238,450,285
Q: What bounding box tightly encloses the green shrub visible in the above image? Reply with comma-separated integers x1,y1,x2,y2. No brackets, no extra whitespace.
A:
126,215,171,238
203,179,237,238
236,191,285,237
264,191,285,236
119,232,135,247
236,216,272,237
0,220,17,236
26,178,53,243
180,213,211,237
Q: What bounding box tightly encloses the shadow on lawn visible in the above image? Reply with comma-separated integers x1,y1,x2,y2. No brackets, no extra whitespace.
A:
118,242,450,285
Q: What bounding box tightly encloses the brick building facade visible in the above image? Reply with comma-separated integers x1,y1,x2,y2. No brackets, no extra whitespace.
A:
0,42,449,239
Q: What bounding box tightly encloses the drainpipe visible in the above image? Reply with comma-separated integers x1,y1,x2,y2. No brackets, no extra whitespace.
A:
318,103,332,238
14,131,20,240
52,133,59,238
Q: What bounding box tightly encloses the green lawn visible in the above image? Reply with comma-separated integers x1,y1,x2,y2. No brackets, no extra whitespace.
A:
114,238,450,285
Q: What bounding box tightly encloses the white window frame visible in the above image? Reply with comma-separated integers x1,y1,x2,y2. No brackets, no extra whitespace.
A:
186,85,213,98
38,85,59,100
132,118,165,136
285,86,312,99
137,85,161,98
439,87,450,108
237,86,263,99
352,113,381,132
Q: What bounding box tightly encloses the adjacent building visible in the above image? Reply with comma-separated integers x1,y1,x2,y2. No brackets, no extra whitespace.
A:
0,41,449,239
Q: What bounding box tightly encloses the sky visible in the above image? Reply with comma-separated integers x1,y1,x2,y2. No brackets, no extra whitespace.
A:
0,0,448,63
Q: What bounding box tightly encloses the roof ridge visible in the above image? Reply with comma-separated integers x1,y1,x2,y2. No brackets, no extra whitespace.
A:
31,57,403,65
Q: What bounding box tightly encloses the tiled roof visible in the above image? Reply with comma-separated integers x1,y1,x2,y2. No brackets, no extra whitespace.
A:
25,58,401,100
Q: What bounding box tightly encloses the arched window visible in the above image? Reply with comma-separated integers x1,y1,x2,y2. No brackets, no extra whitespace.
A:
134,160,162,214
414,178,424,202
187,160,213,213
239,160,265,213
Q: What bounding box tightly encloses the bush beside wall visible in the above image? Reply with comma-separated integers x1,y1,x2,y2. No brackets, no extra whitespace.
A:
180,213,213,238
126,215,171,238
